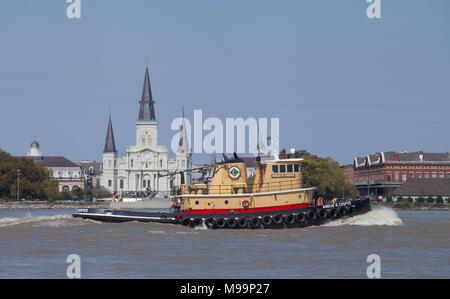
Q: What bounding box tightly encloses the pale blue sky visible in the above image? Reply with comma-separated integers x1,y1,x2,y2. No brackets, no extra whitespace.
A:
0,0,449,165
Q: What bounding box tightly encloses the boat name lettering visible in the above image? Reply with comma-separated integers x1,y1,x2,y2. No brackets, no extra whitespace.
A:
323,201,351,209
77,208,89,213
271,173,295,178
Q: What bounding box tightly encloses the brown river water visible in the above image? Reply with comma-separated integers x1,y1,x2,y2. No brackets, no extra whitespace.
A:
0,206,448,278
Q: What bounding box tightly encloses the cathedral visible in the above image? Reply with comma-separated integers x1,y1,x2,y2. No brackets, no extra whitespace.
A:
101,66,189,195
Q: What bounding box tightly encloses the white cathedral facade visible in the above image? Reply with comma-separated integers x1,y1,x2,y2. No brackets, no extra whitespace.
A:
101,66,189,195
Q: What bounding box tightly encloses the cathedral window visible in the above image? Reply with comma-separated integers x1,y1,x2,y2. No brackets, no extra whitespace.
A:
120,180,124,189
108,180,112,187
130,160,134,168
160,160,163,168
143,180,146,187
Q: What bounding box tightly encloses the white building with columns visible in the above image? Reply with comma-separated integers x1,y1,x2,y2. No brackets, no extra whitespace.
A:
101,66,189,195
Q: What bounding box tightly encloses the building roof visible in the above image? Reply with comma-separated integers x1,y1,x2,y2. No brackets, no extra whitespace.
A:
384,151,450,162
24,156,80,168
78,161,102,174
103,115,117,153
354,151,450,167
138,66,156,121
393,179,450,196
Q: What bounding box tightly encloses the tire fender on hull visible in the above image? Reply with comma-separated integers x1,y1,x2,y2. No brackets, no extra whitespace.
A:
181,218,191,226
249,217,261,228
296,212,306,224
205,217,215,228
262,215,272,226
273,214,284,225
216,218,226,228
226,218,237,228
237,217,248,228
285,214,296,225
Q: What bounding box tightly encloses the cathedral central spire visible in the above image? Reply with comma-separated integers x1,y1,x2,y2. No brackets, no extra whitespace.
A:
138,65,156,121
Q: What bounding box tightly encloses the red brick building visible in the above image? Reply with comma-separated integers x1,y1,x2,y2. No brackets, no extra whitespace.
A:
344,151,450,198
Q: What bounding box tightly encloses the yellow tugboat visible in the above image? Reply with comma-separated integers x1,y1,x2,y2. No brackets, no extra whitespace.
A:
74,151,371,229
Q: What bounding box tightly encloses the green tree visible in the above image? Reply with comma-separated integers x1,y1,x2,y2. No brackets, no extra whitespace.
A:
289,150,359,201
72,187,85,200
436,196,444,204
0,149,59,200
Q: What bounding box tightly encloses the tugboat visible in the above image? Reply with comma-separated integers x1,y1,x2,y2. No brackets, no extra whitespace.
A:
73,152,371,229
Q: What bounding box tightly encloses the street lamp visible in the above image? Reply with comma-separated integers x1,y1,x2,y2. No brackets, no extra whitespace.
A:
17,169,21,201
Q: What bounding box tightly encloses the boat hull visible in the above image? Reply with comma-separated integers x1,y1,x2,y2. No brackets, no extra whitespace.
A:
73,197,371,229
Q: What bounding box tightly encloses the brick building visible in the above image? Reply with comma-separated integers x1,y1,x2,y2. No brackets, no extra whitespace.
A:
344,151,450,198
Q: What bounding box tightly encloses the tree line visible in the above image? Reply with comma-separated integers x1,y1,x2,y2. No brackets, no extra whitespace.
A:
0,149,60,200
289,149,359,201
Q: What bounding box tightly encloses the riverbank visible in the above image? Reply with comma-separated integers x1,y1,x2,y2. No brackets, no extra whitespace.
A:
0,201,109,210
372,202,449,210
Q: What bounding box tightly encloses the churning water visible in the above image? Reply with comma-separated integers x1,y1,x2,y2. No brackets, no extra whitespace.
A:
0,207,448,278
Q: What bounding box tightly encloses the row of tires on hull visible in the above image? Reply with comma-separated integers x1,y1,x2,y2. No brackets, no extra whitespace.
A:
179,206,354,229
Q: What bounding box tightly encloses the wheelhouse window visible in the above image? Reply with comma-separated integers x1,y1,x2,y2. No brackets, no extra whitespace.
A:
272,165,278,173
294,164,300,172
280,165,286,173
287,164,293,172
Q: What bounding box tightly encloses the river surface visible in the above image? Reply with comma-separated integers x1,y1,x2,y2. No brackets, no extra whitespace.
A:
0,207,448,278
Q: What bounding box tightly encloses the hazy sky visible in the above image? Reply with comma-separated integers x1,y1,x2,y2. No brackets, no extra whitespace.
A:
0,0,449,165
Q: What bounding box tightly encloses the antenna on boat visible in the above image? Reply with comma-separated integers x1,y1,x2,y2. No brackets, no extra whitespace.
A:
211,154,216,165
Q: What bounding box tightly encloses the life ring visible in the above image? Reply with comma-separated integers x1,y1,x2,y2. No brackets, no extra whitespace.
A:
242,200,250,209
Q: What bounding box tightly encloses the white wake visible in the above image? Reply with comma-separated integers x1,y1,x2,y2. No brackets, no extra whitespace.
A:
0,215,75,228
323,206,403,227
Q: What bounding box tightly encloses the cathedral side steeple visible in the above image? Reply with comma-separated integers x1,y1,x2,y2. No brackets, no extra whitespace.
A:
104,115,117,153
138,65,156,122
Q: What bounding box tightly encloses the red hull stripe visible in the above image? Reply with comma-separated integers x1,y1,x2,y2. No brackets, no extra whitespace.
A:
182,202,312,214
